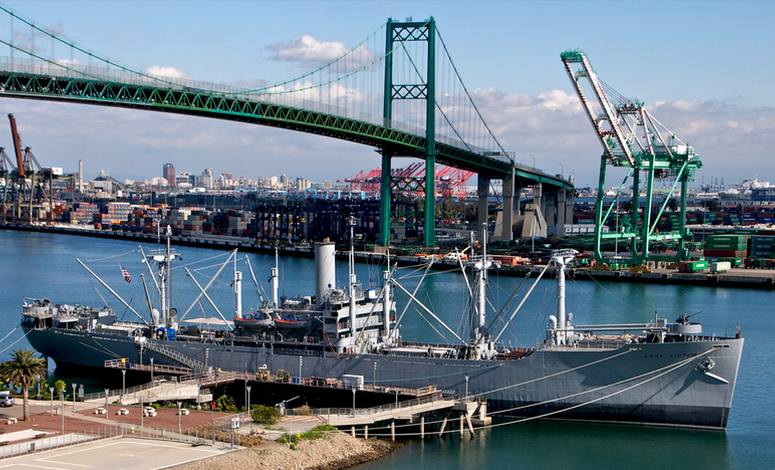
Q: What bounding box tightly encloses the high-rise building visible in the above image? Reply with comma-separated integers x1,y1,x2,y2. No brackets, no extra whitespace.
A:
201,168,214,190
163,163,176,187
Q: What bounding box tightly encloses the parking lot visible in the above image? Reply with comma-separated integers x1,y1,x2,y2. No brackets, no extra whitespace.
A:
0,437,230,469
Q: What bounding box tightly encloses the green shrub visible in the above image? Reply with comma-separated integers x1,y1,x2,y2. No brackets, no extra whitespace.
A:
250,404,280,425
298,424,335,441
215,394,237,412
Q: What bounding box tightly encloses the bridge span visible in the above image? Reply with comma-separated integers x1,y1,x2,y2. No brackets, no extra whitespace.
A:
0,10,573,245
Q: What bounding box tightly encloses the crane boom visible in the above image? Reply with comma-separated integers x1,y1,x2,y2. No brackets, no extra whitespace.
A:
8,114,24,177
561,50,702,266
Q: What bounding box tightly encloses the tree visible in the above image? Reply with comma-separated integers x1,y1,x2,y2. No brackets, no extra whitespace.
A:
54,379,66,399
0,350,47,421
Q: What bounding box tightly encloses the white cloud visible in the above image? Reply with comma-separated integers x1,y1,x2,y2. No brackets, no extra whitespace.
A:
266,35,372,68
145,65,188,79
470,90,775,185
2,87,773,187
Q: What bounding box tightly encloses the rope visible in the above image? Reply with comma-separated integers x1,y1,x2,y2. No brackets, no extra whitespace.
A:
0,329,32,355
85,249,138,263
471,348,633,398
0,327,18,345
347,346,714,435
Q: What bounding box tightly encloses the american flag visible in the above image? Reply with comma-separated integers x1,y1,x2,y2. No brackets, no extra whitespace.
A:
120,265,132,283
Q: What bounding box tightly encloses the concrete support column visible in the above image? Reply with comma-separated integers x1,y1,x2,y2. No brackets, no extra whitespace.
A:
534,183,543,213
500,171,515,241
477,175,490,242
379,152,392,246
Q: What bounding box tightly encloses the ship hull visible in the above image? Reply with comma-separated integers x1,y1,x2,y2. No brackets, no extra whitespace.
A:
25,327,743,429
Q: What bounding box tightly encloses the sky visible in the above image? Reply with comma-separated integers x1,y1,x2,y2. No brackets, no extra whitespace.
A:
0,0,773,187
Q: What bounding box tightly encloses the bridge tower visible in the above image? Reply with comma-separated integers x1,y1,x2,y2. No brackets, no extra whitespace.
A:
381,17,437,247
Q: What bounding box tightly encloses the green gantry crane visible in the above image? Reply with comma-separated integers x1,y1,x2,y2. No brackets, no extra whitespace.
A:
561,50,702,266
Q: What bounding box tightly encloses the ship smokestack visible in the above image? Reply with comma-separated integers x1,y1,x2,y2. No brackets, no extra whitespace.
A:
315,241,336,303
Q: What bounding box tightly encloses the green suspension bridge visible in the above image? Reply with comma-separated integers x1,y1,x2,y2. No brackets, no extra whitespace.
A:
0,7,572,246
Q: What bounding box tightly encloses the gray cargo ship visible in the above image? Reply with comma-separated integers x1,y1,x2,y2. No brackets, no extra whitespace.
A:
21,226,743,429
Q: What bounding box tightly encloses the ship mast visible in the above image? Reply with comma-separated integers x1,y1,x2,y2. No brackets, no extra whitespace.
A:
467,225,496,359
477,223,487,340
233,253,242,319
552,249,578,345
271,247,279,308
150,225,180,329
347,215,357,344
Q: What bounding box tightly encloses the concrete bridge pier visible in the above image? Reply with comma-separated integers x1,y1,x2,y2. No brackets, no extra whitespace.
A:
520,183,547,240
540,186,573,238
494,171,519,241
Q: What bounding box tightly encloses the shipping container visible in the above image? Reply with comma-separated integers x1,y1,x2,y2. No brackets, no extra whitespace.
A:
710,261,731,273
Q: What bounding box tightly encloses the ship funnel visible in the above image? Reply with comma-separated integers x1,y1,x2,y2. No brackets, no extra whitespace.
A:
315,242,336,303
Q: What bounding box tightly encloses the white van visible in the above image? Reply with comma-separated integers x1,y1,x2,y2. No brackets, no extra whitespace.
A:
0,391,14,407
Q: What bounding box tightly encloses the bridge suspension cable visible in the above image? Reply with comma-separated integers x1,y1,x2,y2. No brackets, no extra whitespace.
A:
0,7,514,165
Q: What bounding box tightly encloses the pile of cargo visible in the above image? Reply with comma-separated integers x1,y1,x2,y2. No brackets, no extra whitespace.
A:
750,235,775,259
703,234,748,259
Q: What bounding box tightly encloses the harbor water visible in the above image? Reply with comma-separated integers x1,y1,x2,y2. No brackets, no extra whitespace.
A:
0,230,772,469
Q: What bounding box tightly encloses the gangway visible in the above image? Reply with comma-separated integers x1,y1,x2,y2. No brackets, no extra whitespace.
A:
104,358,192,376
140,340,206,371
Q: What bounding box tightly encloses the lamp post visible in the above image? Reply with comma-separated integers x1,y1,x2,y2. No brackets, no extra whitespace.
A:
465,375,469,402
373,362,376,387
395,389,398,407
105,388,110,422
60,392,64,435
177,401,182,435
298,356,302,382
246,385,251,412
351,387,356,417
121,370,126,403
150,358,154,382
71,383,77,412
49,386,54,416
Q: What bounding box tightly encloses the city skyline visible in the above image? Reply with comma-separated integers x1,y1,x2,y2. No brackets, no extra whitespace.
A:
0,1,772,186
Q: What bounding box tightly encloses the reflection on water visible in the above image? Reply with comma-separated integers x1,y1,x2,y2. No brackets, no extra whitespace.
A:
357,420,729,469
0,230,772,469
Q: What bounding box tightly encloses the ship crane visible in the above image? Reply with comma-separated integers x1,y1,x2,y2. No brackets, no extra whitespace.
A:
6,114,59,225
561,50,702,265
0,147,16,222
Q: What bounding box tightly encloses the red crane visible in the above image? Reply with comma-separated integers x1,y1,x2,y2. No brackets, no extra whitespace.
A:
343,163,473,199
